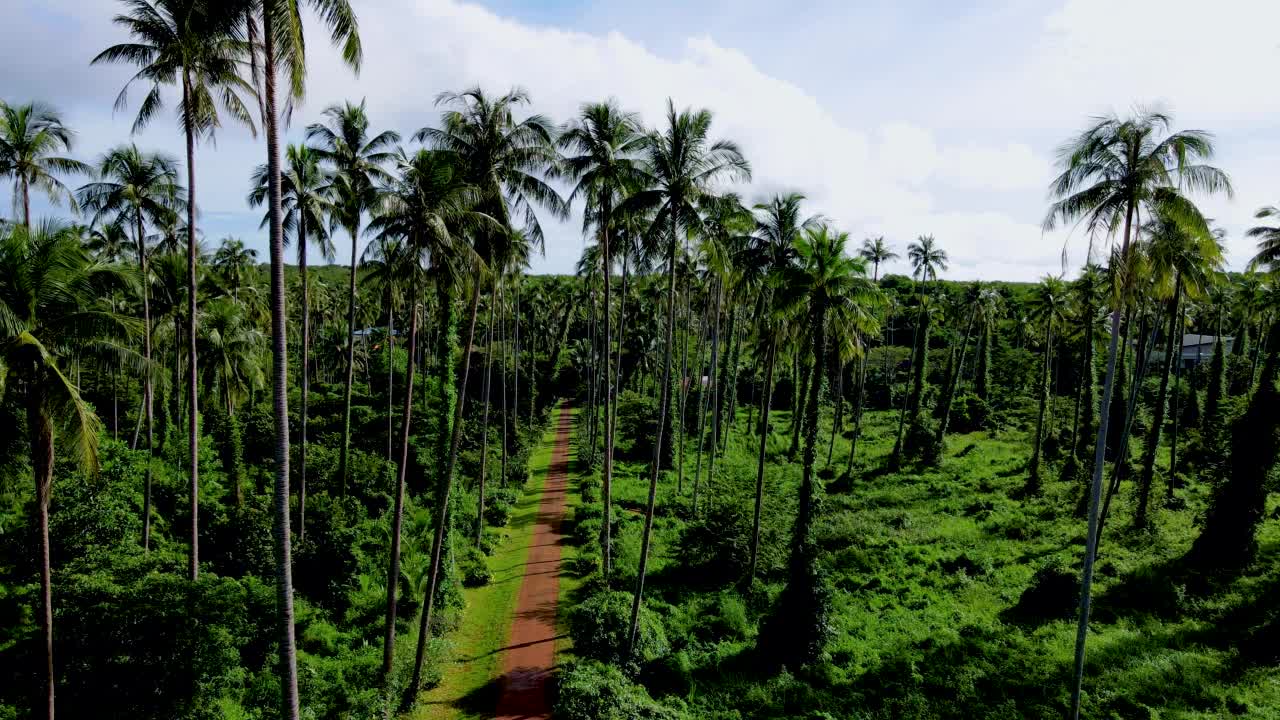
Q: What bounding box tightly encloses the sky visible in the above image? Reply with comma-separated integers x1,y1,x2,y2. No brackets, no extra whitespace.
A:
3,0,1278,281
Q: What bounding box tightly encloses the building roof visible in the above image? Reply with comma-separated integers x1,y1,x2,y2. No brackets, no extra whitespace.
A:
1182,334,1231,347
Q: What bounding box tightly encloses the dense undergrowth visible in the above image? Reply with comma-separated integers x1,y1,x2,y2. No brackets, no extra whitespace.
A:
556,391,1280,719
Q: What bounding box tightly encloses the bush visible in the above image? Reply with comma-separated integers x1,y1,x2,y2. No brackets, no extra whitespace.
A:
615,390,660,462
555,660,684,720
460,545,491,588
948,393,991,433
568,590,669,671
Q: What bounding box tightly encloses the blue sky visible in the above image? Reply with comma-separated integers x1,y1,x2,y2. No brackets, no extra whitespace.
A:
4,0,1279,280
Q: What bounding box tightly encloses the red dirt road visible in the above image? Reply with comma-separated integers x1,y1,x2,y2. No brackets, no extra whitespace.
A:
494,406,572,720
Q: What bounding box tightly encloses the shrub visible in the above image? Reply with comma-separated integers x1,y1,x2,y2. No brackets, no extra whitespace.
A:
615,390,660,462
460,545,491,588
568,590,669,671
555,660,684,720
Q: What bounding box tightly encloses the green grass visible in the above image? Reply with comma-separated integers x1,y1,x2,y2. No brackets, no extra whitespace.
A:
408,412,563,720
565,399,1280,719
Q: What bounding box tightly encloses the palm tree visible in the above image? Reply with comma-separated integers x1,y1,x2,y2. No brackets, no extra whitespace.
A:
197,297,264,504
249,143,334,541
95,0,258,582
306,99,397,490
408,87,565,696
891,234,947,467
1134,212,1222,527
366,146,490,688
858,235,897,282
1025,276,1069,489
0,101,88,227
1043,108,1231,720
558,99,647,577
247,3,360,714
211,236,257,301
77,143,181,549
619,100,749,656
0,221,136,720
1246,205,1280,270
759,225,880,667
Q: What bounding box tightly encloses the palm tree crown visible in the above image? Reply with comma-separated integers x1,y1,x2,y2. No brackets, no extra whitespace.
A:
0,101,89,226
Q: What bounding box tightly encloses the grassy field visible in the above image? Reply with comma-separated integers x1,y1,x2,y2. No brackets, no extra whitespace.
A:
409,411,567,720
560,400,1280,719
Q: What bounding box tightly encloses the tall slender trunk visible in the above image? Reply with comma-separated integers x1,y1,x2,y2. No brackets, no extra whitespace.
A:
29,386,54,720
387,291,395,467
600,210,614,576
1168,302,1187,489
513,283,520,439
747,336,777,582
847,352,869,475
410,280,481,696
627,215,679,657
135,214,155,551
1137,282,1181,527
382,304,419,682
1027,316,1055,488
496,288,506,484
826,362,844,467
476,299,495,547
679,294,710,495
182,71,200,582
934,303,978,447
719,306,742,453
260,34,300,720
676,269,692,492
298,214,309,541
1069,202,1134,720
338,220,360,492
705,285,726,496
694,282,722,514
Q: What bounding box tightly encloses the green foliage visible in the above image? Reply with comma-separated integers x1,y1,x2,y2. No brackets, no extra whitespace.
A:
555,660,685,720
568,589,669,672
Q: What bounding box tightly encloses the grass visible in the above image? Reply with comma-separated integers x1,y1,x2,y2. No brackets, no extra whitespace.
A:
563,396,1280,719
407,409,565,720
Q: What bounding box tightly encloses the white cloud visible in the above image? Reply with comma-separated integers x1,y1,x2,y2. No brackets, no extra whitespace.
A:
4,0,1275,281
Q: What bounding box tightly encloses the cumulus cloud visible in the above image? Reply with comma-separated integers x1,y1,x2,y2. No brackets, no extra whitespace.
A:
3,0,1274,280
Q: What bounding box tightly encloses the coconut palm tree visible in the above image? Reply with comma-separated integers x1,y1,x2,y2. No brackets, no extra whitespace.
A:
211,236,257,301
1133,212,1222,527
408,87,565,697
365,145,491,689
1246,205,1280,270
0,220,137,720
891,234,947,467
1025,275,1069,489
246,3,360,713
95,0,258,582
306,99,397,491
759,224,880,667
858,235,897,282
619,99,749,656
77,143,181,549
249,142,334,541
1043,107,1231,720
558,99,647,577
0,101,88,227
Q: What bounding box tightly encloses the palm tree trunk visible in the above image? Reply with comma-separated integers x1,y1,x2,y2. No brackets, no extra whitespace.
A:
29,386,55,720
338,220,359,493
388,290,395,467
1137,282,1181,527
935,303,978,447
500,290,509,487
1069,202,1134,720
1027,316,1055,488
847,352,869,475
679,294,710,495
789,355,809,459
826,361,844,467
135,214,155,552
260,33,301,719
1168,301,1187,489
410,279,481,697
600,212,614,576
298,216,309,542
694,281,722,514
747,335,777,582
476,299,495,547
182,70,200,583
627,216,679,658
22,177,31,229
382,303,419,681
719,306,742,453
